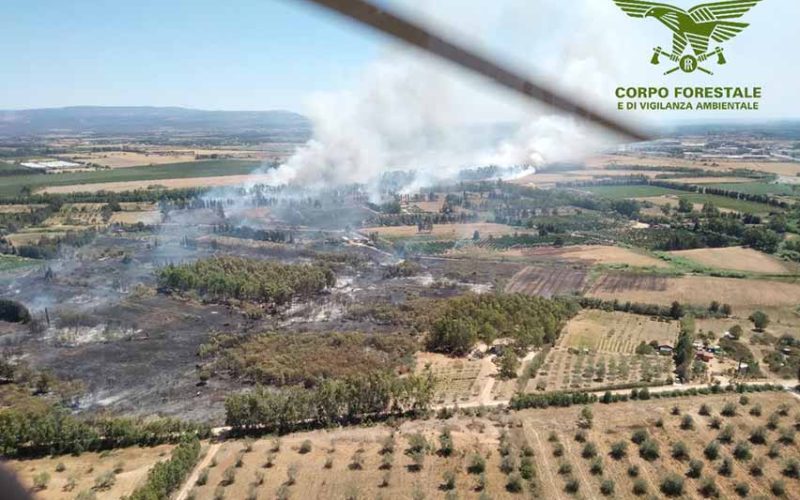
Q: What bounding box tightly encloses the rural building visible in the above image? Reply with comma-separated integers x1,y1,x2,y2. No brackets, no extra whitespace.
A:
696,352,714,362
658,344,674,355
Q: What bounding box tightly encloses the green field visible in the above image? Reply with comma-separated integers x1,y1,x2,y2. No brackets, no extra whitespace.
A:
706,182,800,197
0,160,263,197
0,255,39,273
582,185,779,214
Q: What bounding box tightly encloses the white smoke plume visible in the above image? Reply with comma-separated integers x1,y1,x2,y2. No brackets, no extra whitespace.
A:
263,0,639,195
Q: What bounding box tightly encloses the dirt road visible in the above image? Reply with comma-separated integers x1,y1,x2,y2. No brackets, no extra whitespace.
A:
174,442,221,500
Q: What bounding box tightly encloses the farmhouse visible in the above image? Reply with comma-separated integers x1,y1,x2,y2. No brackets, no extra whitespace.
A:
658,343,674,355
696,351,714,362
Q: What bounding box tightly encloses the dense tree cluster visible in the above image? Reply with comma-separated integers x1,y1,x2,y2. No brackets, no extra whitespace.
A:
225,372,434,433
0,405,211,458
673,318,696,383
0,299,30,323
202,331,417,387
423,294,577,355
157,256,335,305
366,212,478,227
127,438,201,500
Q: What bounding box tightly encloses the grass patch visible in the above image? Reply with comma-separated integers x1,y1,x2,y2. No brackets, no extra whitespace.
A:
706,182,800,197
0,254,39,272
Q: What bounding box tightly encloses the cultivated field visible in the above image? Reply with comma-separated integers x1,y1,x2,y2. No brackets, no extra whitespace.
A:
669,247,794,274
546,246,668,269
505,266,589,298
185,422,510,500
5,444,175,499
526,311,678,392
587,274,800,311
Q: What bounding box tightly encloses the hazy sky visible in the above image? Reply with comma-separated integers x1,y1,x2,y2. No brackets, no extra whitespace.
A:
2,0,799,125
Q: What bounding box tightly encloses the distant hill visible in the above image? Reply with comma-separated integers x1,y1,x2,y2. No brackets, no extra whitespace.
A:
0,106,311,136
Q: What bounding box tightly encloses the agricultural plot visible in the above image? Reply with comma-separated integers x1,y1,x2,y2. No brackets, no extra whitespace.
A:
526,311,678,392
185,422,510,500
588,274,800,312
4,444,175,499
668,246,794,274
505,266,588,298
361,223,528,241
417,353,484,404
583,186,777,214
513,391,800,500
528,349,674,392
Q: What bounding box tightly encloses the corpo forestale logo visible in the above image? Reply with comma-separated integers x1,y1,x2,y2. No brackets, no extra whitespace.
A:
614,0,763,75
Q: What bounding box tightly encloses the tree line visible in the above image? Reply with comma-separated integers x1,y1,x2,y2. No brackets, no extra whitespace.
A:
127,438,201,500
224,372,435,434
157,256,335,306
0,404,211,458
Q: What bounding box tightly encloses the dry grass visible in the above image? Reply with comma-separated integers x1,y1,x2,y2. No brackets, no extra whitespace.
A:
0,204,47,214
362,222,528,240
669,247,794,274
5,444,174,499
588,275,800,312
554,246,669,269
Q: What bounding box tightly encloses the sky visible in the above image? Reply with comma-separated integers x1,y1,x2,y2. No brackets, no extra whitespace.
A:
2,0,799,126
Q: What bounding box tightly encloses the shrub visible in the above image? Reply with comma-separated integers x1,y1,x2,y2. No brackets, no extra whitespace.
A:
234,452,245,468
500,455,515,474
768,413,781,430
442,469,456,490
564,477,580,494
632,478,647,496
687,459,704,478
671,441,689,461
75,491,96,500
749,457,765,476
739,395,749,405
589,457,603,475
349,450,364,470
271,438,281,452
299,440,312,454
734,482,750,497
671,405,681,415
94,471,116,491
783,458,800,478
381,434,395,454
557,462,572,475
718,457,733,477
779,427,795,444
519,456,534,480
769,442,782,458
708,416,722,429
324,456,333,469
771,479,786,496
631,429,648,445
749,404,762,416
704,440,720,460
581,442,598,459
380,471,390,488
750,426,768,444
718,424,734,443
660,474,684,497
243,438,254,453
733,441,752,460
721,401,737,417
639,439,660,461
552,443,564,457
32,471,50,491
439,429,455,457
197,468,209,486
574,429,587,442
286,464,298,485
506,472,523,493
698,476,720,498
55,462,66,473
699,403,712,416
609,440,627,459
680,415,695,430
627,464,640,477
264,451,276,468
221,467,236,486
468,453,486,474
475,472,487,492
600,479,614,496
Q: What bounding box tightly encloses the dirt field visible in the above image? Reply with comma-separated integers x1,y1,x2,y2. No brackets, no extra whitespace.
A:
0,204,47,214
56,149,267,168
669,247,794,274
505,266,589,298
5,444,175,499
39,173,277,194
513,391,800,499
588,154,800,176
548,246,668,269
588,274,800,311
362,223,529,241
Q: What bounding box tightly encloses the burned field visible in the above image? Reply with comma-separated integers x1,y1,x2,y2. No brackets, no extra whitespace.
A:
505,266,589,298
